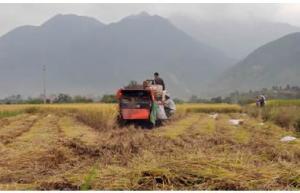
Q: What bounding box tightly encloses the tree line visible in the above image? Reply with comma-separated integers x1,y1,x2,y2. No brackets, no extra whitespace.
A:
0,94,117,104
188,85,300,104
2,85,299,105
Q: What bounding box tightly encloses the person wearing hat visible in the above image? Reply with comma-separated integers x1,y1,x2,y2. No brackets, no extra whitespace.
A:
164,92,176,117
154,72,165,90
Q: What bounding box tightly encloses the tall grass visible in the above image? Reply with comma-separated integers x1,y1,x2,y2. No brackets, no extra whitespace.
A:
267,99,300,107
244,101,300,132
75,106,117,130
0,103,241,128
37,104,118,130
0,104,118,130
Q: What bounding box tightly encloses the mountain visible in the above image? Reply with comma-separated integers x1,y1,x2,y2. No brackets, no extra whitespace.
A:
208,32,300,96
0,12,234,99
171,16,300,60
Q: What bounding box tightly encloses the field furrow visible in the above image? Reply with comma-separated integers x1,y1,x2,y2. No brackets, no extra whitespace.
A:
0,103,299,190
91,112,300,190
0,114,97,190
58,116,101,146
155,114,204,139
0,114,38,145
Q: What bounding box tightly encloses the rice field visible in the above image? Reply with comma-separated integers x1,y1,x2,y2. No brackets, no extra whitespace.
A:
0,103,299,190
266,99,300,107
245,99,300,132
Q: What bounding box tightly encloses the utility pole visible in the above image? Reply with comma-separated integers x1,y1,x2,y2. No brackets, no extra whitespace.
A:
43,64,46,104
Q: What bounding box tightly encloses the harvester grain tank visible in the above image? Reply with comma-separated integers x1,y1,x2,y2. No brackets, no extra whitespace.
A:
116,80,169,126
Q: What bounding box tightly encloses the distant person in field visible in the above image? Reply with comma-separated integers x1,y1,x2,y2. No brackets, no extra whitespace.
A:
260,95,266,107
154,72,165,90
164,92,176,117
256,96,261,107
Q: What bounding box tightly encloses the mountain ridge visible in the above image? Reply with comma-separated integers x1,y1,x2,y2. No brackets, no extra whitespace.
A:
0,12,234,99
170,16,300,60
208,32,300,96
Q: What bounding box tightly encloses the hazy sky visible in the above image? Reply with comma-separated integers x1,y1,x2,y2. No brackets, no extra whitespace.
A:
1,4,300,36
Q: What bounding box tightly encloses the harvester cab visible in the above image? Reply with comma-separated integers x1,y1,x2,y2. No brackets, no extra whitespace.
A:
116,80,168,126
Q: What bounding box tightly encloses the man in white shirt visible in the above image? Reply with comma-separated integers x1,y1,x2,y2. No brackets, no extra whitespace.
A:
164,92,176,117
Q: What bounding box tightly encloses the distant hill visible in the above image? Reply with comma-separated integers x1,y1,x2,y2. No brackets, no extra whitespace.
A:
171,16,300,59
208,32,300,96
0,12,234,98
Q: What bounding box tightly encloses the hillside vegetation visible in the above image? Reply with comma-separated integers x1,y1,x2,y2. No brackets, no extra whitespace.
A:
211,32,300,95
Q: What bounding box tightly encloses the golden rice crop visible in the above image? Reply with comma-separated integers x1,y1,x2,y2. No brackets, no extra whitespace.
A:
0,103,241,130
267,99,300,107
0,103,118,130
0,103,241,118
0,103,241,127
177,103,241,113
244,100,300,132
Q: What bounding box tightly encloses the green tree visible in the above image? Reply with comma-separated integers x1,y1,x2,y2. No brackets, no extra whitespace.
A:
210,96,223,103
54,93,72,103
26,97,43,104
101,94,117,103
173,98,184,104
73,95,93,103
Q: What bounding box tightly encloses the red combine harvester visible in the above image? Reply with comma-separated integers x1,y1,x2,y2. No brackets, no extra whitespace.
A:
116,80,165,126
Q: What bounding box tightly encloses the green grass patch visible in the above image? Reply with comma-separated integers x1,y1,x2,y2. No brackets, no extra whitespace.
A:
0,110,23,118
80,166,98,190
267,99,300,107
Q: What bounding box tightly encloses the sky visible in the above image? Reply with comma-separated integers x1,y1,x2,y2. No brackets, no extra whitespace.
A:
1,4,300,36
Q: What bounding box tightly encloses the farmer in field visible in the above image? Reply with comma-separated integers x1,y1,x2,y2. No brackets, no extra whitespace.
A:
260,95,266,107
256,95,266,107
154,72,165,90
256,96,261,107
164,92,176,117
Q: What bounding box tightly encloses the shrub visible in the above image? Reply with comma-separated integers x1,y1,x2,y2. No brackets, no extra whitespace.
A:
272,110,296,129
101,95,117,103
24,107,39,114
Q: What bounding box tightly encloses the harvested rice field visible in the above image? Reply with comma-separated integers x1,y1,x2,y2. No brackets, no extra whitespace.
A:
0,104,299,190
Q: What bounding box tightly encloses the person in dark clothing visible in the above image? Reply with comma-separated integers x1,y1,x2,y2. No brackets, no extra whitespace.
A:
153,72,165,90
260,95,266,107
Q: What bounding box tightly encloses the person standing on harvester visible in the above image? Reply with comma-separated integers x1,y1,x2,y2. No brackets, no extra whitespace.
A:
154,72,165,90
